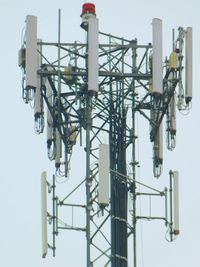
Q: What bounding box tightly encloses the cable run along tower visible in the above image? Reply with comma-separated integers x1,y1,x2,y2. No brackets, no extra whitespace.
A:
18,3,193,267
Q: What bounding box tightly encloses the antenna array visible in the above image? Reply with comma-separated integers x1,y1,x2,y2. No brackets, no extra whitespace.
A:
19,3,193,267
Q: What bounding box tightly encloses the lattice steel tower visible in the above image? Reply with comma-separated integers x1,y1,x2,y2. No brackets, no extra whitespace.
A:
19,3,193,267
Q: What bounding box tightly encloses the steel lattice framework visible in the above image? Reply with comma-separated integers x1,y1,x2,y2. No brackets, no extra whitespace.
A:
19,6,192,267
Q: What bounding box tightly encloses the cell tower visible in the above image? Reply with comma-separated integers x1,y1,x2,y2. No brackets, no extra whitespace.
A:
18,3,193,267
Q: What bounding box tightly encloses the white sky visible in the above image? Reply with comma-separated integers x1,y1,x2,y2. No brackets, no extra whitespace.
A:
1,0,199,266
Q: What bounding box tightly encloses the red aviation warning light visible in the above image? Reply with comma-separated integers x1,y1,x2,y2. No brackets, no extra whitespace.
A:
81,3,96,31
82,3,96,16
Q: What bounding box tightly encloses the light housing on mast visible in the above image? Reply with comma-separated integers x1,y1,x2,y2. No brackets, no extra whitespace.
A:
82,3,96,15
81,2,96,29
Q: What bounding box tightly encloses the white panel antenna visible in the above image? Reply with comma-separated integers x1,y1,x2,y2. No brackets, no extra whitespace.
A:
173,171,179,235
98,144,110,206
167,77,176,151
46,79,53,144
55,129,62,168
25,15,37,89
152,18,163,95
185,27,193,104
18,48,26,68
34,40,43,117
169,95,176,132
158,122,163,160
34,76,42,115
41,171,48,258
69,125,77,145
157,122,163,163
153,121,163,177
88,17,99,92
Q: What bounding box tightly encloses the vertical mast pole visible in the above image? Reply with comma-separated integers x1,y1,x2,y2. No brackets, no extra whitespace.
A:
108,34,116,267
86,95,92,267
86,17,92,264
132,42,137,267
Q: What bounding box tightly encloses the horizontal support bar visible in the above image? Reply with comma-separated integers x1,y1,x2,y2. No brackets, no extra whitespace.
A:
136,216,167,221
59,203,86,208
38,70,151,80
38,41,152,49
136,192,165,197
58,226,86,232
